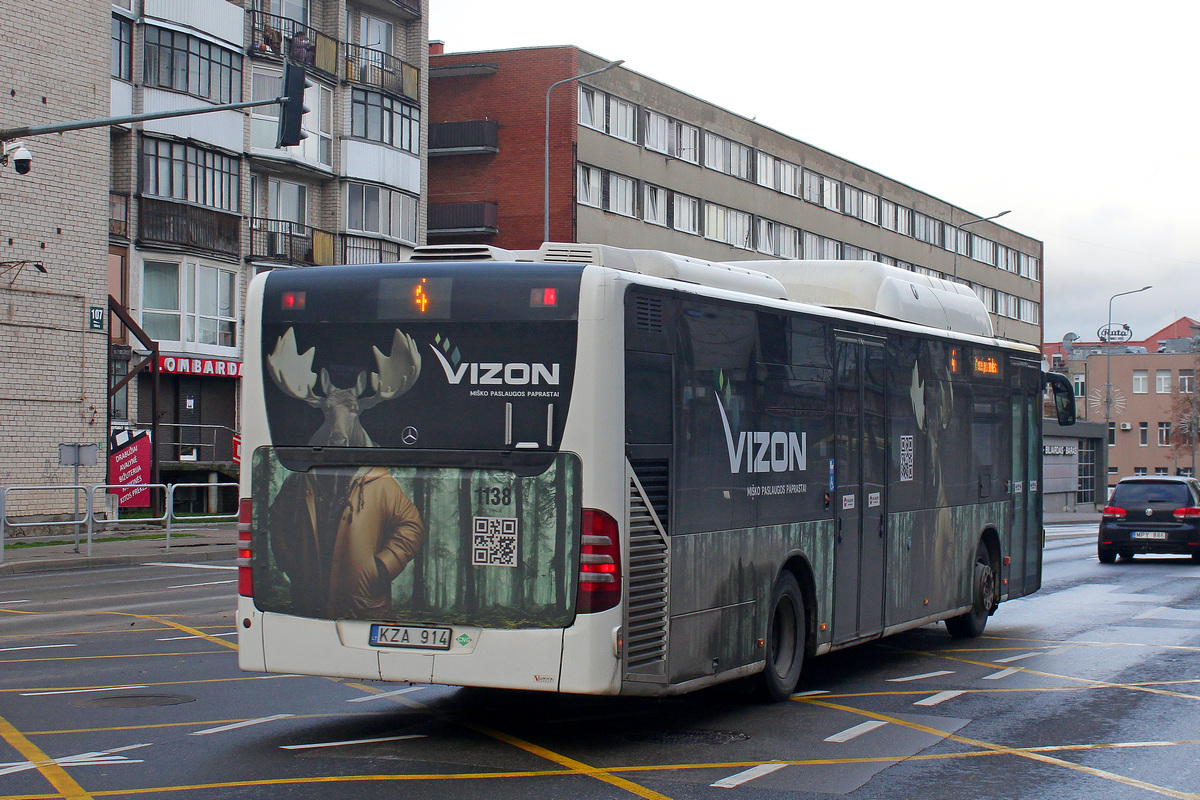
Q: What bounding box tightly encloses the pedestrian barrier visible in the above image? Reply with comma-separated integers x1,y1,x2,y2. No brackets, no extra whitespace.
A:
0,482,238,562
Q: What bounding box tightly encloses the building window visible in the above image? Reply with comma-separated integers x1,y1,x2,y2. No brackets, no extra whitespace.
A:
608,173,637,217
914,213,943,247
351,89,419,154
673,193,700,235
644,110,698,163
1156,467,1170,476
880,199,897,231
251,67,333,165
346,182,417,244
112,15,132,81
1073,373,1086,397
140,137,240,212
1139,421,1149,446
608,96,637,142
578,86,603,130
1156,369,1172,393
1108,422,1115,446
577,165,602,208
644,184,668,226
703,202,751,249
703,132,752,180
142,260,237,347
1133,369,1149,394
143,26,241,104
821,176,842,213
802,170,822,205
756,153,800,196
1134,467,1148,476
1181,369,1195,394
1159,422,1171,446
757,218,800,259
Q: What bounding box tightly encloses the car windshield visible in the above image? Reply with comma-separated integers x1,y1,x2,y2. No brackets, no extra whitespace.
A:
1111,481,1191,507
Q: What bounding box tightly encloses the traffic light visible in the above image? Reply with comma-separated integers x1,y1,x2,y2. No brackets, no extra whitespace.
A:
276,61,310,148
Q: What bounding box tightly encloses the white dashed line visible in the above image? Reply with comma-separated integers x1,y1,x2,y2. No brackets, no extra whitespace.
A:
347,686,426,702
190,714,294,735
21,685,148,696
0,644,77,653
281,734,426,750
914,690,965,706
711,763,789,788
888,670,955,682
983,667,1021,680
825,720,888,742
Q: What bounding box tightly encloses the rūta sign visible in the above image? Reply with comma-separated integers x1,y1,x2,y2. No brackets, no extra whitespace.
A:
1098,323,1133,343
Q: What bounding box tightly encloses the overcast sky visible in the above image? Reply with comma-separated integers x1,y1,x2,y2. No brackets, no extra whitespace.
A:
430,0,1200,345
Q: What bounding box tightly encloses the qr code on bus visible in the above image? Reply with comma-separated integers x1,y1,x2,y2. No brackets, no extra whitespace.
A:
472,517,518,567
900,435,914,482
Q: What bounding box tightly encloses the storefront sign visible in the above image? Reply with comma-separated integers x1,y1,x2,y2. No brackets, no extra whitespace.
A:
159,357,242,378
108,431,152,508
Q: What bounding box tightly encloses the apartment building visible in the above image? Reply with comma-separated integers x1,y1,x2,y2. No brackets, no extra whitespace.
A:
0,0,428,500
428,45,1045,347
1045,317,1200,500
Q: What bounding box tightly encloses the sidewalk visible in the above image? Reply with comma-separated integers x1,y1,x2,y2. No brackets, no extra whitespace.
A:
0,523,238,575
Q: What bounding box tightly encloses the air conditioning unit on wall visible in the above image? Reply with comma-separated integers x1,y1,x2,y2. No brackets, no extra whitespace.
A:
1120,422,1133,430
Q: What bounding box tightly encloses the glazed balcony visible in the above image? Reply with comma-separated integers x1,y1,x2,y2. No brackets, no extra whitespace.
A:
344,42,419,102
341,233,404,265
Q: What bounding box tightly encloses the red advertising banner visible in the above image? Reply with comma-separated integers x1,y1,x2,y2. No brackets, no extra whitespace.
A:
109,431,152,508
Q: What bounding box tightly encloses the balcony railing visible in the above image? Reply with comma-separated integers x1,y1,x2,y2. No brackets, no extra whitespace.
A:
109,192,129,238
249,218,336,266
249,10,338,81
428,202,498,236
429,121,499,154
344,42,419,102
387,0,422,19
138,197,240,258
341,233,404,265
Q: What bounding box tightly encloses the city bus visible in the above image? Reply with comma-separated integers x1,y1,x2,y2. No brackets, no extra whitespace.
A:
236,243,1076,701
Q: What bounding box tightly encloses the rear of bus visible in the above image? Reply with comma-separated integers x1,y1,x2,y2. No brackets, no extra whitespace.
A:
236,261,624,693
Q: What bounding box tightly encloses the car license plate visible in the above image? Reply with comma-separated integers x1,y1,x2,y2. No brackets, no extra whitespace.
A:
1132,531,1167,540
369,624,452,650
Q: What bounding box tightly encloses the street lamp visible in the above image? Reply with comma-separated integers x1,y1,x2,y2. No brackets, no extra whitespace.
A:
544,59,624,243
951,210,1011,280
1103,285,1153,475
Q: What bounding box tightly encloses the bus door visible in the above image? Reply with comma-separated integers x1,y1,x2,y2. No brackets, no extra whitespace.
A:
1010,359,1043,597
833,334,887,643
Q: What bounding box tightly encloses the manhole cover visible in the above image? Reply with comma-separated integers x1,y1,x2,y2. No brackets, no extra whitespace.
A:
73,694,196,708
625,729,749,745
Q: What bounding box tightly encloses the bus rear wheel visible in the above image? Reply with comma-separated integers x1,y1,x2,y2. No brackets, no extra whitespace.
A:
946,542,995,639
758,572,805,702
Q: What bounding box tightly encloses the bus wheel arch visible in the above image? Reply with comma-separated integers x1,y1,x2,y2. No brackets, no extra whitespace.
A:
757,559,812,702
945,532,999,639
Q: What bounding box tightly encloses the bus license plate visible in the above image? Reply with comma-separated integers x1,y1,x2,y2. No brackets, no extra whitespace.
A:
370,624,452,650
1132,531,1167,540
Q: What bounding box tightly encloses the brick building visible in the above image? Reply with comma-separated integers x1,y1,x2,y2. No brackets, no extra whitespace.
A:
428,44,1046,347
0,0,428,505
1045,317,1200,501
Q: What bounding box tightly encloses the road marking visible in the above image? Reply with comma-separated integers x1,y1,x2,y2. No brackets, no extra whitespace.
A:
168,580,236,589
0,743,151,776
994,652,1044,663
824,721,888,742
914,690,965,706
0,712,92,799
711,763,788,788
22,685,149,696
983,668,1021,681
347,686,425,702
281,734,427,750
190,714,294,735
888,670,954,682
0,599,29,604
157,632,236,641
792,689,829,697
0,644,76,653
143,562,237,571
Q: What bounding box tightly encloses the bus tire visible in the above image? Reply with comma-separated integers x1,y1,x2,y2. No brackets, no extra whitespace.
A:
945,541,995,639
757,571,805,702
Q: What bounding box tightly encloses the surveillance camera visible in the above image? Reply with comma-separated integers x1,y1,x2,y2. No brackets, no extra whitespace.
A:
3,143,30,175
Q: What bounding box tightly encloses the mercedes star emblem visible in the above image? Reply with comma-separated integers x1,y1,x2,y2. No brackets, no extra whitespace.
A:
402,426,418,446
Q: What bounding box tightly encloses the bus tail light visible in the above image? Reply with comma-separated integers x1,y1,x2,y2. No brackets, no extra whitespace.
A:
1173,507,1200,520
1102,505,1127,520
238,498,254,598
577,509,621,614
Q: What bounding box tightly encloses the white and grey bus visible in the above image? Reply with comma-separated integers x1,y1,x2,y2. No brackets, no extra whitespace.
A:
237,243,1075,700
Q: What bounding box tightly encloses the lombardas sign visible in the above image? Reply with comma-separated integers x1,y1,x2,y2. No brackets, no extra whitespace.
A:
159,356,243,378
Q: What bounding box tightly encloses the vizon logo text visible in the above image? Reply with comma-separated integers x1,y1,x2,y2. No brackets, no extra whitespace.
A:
430,346,560,386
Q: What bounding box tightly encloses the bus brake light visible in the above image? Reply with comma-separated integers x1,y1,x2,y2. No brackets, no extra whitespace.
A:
281,291,306,311
577,509,621,614
238,498,254,597
531,287,558,308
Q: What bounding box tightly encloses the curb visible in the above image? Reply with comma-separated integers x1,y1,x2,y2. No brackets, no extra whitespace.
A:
0,546,238,575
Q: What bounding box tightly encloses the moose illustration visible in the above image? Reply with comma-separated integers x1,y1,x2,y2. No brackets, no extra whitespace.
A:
263,327,425,619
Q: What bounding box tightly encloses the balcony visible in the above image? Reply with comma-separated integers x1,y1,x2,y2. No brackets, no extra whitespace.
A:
138,197,240,258
428,202,498,237
249,218,336,266
344,43,419,102
249,10,338,82
342,233,404,265
429,121,499,155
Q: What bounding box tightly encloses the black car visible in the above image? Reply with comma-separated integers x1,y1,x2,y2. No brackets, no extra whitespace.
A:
1098,476,1200,563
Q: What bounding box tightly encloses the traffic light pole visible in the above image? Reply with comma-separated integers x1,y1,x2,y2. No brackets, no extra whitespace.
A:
0,97,286,142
